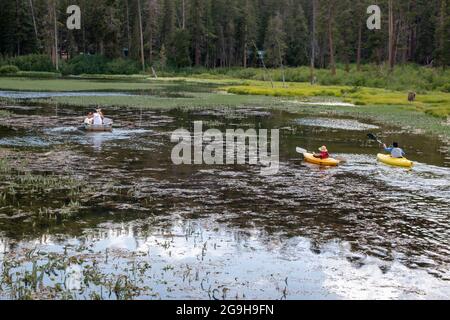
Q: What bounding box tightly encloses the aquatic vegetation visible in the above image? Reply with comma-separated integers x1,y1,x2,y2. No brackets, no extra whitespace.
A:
0,248,153,300
0,76,237,93
0,157,12,173
0,155,96,220
31,91,277,110
0,77,158,92
0,110,11,118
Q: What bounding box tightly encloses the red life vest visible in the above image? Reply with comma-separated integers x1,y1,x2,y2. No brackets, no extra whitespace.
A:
319,151,329,159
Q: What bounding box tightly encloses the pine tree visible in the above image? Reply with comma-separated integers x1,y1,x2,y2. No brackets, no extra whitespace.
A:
335,0,355,72
415,0,438,65
0,0,449,69
237,0,257,67
146,0,159,64
160,0,175,48
263,13,286,67
171,28,191,67
0,0,19,55
436,0,450,67
284,0,309,66
189,0,205,66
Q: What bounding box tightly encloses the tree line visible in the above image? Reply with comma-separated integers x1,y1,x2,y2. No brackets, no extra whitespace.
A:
1,0,450,73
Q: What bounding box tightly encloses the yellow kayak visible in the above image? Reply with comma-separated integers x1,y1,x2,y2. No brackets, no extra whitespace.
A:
303,153,340,166
377,154,413,168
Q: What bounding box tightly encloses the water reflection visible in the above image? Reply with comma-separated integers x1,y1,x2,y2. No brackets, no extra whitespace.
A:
1,219,449,299
0,105,449,299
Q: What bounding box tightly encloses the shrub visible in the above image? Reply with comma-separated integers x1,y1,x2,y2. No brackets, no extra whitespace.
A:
16,71,61,78
0,65,19,75
61,55,141,75
229,68,258,79
106,59,140,75
61,55,108,75
438,83,450,93
9,54,55,72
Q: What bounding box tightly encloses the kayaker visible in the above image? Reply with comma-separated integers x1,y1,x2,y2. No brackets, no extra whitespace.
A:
313,146,329,159
383,142,405,158
93,108,104,125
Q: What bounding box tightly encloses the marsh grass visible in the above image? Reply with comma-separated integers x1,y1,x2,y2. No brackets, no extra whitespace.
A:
0,77,158,92
0,109,11,117
0,158,12,173
0,247,154,300
31,91,278,110
0,76,240,92
0,156,94,219
225,82,450,119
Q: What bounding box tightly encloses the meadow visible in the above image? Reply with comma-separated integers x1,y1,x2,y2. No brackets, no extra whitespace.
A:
160,64,450,92
225,81,450,119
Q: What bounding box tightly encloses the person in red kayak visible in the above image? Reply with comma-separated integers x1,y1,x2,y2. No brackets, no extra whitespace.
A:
313,146,329,159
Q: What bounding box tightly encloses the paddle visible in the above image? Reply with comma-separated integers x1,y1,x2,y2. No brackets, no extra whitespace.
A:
367,133,384,145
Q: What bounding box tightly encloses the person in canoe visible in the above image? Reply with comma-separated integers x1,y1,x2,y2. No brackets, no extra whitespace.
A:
92,108,104,125
84,112,94,125
313,146,330,159
383,142,405,158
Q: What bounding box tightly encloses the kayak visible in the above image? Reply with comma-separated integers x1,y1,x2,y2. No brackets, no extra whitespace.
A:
83,124,113,132
303,153,340,166
377,153,413,168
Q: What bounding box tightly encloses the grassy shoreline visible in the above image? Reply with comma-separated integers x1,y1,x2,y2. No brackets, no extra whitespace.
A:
2,76,450,117
224,81,450,118
0,76,448,139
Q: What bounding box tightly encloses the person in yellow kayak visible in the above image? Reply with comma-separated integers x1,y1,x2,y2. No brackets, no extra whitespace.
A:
383,142,406,158
313,146,330,159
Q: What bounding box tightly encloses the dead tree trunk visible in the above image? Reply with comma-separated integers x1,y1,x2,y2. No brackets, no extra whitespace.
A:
310,0,317,84
29,0,39,47
53,1,59,70
182,0,186,29
125,0,131,51
357,21,362,71
138,0,145,72
388,0,395,71
328,1,336,76
243,0,250,68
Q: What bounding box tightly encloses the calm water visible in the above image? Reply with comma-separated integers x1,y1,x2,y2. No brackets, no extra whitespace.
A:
0,104,449,299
